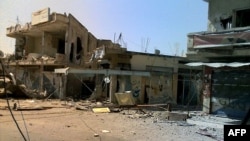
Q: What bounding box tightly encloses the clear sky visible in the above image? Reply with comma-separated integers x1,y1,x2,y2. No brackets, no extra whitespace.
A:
0,0,208,56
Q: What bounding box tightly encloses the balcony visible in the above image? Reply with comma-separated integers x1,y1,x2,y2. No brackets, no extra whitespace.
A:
186,27,250,62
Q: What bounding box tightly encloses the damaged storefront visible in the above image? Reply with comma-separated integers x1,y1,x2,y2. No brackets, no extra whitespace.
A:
186,62,250,118
177,69,203,106
4,8,108,99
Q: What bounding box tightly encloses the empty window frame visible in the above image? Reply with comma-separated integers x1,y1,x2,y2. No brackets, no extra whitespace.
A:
234,8,250,28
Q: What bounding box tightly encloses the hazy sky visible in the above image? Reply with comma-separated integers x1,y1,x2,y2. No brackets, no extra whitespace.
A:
0,0,208,55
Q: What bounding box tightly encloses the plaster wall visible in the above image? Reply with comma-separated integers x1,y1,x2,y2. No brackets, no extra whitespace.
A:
66,15,89,65
24,36,35,55
130,55,178,71
129,55,179,104
146,74,173,104
88,32,97,53
32,34,57,57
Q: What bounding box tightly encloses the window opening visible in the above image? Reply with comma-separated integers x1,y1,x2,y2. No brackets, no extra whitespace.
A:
235,9,250,27
57,39,65,54
76,37,82,60
70,43,74,62
220,16,232,29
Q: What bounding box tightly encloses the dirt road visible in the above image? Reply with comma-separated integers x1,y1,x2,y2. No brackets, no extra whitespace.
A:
0,99,223,141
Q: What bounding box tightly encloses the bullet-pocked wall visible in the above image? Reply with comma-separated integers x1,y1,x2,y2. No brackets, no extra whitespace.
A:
130,54,179,104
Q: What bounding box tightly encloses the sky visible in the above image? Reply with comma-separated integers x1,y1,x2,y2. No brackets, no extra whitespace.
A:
0,0,208,56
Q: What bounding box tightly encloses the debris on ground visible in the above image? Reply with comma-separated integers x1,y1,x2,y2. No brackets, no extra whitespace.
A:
0,98,226,140
177,121,195,126
92,107,110,113
102,130,111,133
196,127,223,141
75,104,89,111
14,105,45,111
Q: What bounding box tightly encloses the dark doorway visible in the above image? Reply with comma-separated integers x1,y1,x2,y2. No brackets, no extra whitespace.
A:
81,80,95,99
177,75,184,104
76,37,83,60
177,75,190,105
57,39,65,54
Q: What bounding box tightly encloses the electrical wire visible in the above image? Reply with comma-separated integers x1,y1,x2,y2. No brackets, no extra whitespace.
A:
17,100,31,141
0,59,27,141
78,113,102,141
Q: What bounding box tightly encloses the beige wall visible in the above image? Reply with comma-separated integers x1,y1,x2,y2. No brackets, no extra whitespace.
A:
30,34,57,57
130,55,178,71
88,32,97,53
66,14,89,65
129,54,179,104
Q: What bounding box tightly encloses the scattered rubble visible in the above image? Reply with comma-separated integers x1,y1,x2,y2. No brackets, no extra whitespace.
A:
13,103,45,111
196,127,223,141
0,98,227,141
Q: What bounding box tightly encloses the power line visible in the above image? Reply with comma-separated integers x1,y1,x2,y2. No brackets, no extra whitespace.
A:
17,100,31,141
0,59,27,141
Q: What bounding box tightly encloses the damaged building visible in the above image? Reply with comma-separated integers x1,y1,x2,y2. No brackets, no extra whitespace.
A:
4,8,202,106
186,0,250,118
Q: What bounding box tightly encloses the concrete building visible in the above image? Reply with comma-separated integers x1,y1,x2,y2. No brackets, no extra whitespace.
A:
5,8,201,106
186,0,250,118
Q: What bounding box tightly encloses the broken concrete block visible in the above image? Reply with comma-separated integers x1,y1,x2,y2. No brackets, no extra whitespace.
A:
165,112,188,121
94,133,99,137
75,104,88,111
115,92,135,106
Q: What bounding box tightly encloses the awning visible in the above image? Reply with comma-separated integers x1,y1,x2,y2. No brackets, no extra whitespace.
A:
190,30,250,48
185,62,250,68
54,67,151,76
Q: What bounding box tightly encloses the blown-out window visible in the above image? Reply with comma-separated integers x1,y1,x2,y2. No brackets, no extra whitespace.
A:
234,8,250,27
76,37,82,60
57,39,65,54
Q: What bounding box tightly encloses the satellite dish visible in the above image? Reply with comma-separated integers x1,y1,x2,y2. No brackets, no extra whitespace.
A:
0,50,4,58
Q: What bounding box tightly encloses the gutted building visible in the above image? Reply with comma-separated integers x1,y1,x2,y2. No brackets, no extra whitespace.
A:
5,8,126,99
5,8,201,106
186,0,250,118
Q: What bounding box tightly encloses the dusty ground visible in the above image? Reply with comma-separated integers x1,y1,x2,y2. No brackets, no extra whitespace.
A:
0,99,224,141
